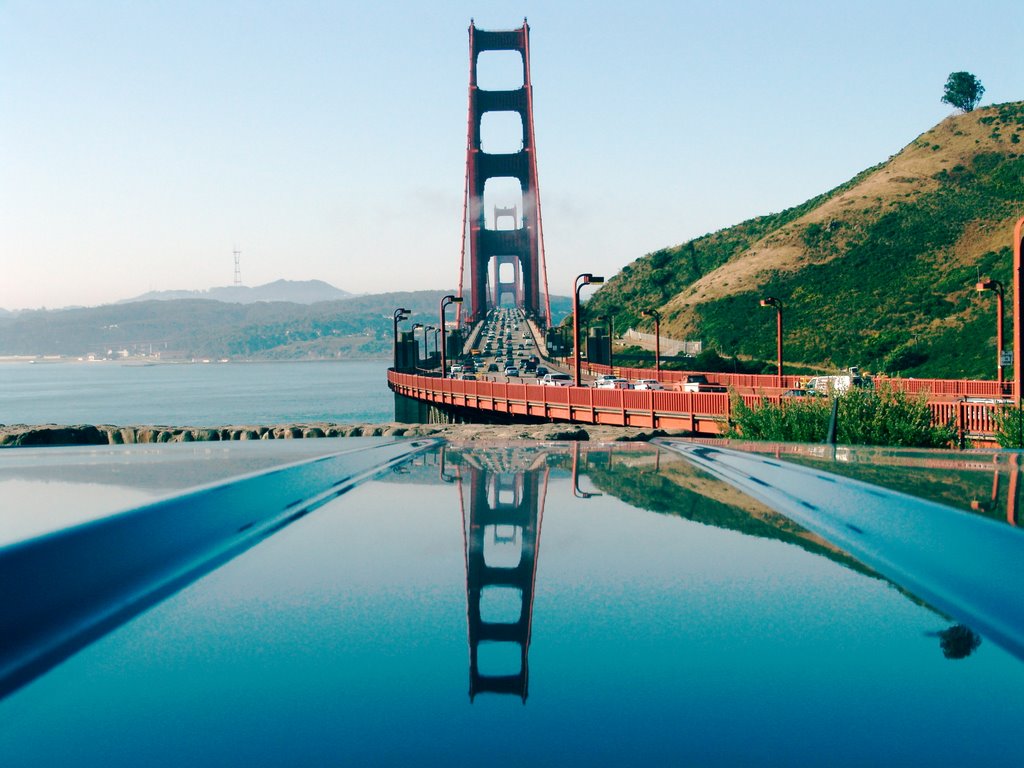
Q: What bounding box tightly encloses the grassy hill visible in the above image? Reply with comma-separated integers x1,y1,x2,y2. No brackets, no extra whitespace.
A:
586,102,1024,379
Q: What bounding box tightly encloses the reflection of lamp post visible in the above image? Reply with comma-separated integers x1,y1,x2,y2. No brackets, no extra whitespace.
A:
440,295,463,377
573,273,604,386
759,297,783,384
571,442,603,498
598,314,614,369
392,307,410,370
977,278,1005,387
641,309,661,374
439,444,457,483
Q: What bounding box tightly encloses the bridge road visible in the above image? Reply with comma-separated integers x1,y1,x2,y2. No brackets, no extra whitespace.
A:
458,308,599,387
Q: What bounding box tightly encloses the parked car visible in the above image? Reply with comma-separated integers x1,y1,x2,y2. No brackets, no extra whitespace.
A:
595,377,630,389
542,373,573,387
633,379,665,391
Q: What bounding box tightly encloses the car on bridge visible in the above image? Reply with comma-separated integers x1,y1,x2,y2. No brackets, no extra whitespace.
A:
633,379,665,391
541,372,573,387
595,377,630,389
504,366,520,377
681,374,727,393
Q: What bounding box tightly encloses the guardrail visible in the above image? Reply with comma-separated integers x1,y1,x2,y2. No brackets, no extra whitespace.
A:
389,369,1008,444
571,361,1014,400
388,370,733,433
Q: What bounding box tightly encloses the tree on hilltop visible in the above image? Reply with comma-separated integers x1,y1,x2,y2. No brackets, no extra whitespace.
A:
941,71,985,112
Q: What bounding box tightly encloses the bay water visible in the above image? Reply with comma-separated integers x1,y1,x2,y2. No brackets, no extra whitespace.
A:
0,360,392,426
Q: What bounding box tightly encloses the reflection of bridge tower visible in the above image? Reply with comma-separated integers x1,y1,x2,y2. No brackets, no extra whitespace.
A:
458,19,551,327
462,463,547,701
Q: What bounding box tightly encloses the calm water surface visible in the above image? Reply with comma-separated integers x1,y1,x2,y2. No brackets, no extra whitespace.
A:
0,360,391,424
1,442,1022,766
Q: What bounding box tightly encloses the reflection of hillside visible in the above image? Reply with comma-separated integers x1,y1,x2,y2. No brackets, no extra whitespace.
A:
701,441,1019,527
581,450,880,579
781,456,1012,525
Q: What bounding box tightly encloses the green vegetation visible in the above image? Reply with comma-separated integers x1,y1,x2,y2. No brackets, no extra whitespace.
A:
991,405,1024,448
693,149,1023,377
729,386,957,447
941,71,985,112
586,163,884,335
586,102,1024,380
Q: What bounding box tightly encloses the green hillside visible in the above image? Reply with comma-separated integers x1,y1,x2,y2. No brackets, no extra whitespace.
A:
587,102,1024,379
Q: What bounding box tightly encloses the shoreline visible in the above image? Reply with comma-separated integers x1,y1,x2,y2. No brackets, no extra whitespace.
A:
0,356,390,365
0,422,688,447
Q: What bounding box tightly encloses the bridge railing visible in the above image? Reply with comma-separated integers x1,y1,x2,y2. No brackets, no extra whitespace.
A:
390,369,1013,444
572,360,1014,399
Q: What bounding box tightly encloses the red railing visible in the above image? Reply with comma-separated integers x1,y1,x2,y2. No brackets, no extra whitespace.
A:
571,360,1015,400
388,370,733,433
389,369,1009,444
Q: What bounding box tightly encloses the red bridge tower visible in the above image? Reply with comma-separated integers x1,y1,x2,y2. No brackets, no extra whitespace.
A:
458,19,551,327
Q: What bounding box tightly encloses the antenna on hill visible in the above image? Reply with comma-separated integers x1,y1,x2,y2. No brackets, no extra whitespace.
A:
233,248,242,286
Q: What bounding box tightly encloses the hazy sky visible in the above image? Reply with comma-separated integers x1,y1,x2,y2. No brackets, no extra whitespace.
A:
2,1,1021,310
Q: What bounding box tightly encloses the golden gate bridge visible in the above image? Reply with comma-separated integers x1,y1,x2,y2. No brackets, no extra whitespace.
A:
388,20,1024,446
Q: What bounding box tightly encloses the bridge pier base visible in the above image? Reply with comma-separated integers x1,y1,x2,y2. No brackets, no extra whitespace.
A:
394,392,455,424
394,392,553,426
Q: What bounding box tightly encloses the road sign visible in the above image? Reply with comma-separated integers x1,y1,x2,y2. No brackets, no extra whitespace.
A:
1001,351,1013,366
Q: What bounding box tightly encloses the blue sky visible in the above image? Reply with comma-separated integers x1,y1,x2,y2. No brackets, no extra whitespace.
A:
2,1,1021,310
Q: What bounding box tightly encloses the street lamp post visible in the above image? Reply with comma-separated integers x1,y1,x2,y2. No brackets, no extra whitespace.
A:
976,278,1005,387
423,325,434,369
759,297,784,384
392,307,410,370
432,328,441,371
598,314,614,370
641,309,661,374
440,295,463,378
1015,216,1024,406
411,323,424,368
573,273,604,387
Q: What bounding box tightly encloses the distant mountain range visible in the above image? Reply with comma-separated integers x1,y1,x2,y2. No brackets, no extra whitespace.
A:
121,279,354,305
0,288,574,361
